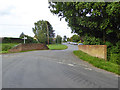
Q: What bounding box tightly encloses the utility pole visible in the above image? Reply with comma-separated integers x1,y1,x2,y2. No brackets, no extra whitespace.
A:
46,22,49,45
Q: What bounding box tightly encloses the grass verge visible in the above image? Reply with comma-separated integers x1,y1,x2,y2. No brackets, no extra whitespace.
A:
73,50,120,75
0,51,9,54
0,43,19,54
48,44,68,50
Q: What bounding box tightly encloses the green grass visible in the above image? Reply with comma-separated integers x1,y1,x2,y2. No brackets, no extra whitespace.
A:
0,43,19,54
1,43,18,48
48,44,68,50
0,43,68,53
73,50,120,75
0,51,9,53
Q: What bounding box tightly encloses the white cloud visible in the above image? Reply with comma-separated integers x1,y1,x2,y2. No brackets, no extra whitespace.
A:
0,0,73,38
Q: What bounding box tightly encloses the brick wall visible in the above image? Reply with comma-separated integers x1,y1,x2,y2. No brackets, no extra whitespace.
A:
78,45,107,60
9,43,49,52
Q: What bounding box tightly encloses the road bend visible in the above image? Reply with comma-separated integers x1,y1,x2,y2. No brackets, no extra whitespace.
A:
2,43,118,88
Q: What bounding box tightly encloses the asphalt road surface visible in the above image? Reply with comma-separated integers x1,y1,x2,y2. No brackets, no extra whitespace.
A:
2,43,119,88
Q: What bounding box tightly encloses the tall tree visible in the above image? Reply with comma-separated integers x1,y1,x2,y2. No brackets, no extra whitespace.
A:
67,38,70,41
55,35,62,44
49,2,120,44
32,20,55,44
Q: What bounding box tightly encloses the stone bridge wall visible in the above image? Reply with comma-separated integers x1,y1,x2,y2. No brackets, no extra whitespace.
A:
78,45,107,60
9,43,49,52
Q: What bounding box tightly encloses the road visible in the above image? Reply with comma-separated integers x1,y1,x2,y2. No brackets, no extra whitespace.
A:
2,43,118,88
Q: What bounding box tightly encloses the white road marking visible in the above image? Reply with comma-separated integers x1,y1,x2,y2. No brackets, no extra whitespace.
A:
57,62,63,64
85,68,92,70
57,62,75,67
67,64,74,67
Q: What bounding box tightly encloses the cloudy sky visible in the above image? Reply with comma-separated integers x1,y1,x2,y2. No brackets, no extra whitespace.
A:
0,0,74,38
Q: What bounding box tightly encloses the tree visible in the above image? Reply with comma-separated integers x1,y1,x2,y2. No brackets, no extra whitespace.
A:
25,35,38,43
49,2,120,64
71,35,80,42
49,2,120,44
32,20,55,44
19,32,25,38
63,35,67,42
67,38,70,41
55,35,62,44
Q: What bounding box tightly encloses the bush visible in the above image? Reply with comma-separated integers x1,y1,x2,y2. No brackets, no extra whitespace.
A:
2,37,22,43
104,41,113,61
104,41,120,65
105,41,113,47
78,40,82,43
71,35,80,42
2,38,12,43
2,45,12,51
109,41,120,65
110,53,120,64
83,35,103,45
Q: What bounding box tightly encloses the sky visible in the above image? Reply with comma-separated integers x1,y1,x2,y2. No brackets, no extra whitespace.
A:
0,0,74,38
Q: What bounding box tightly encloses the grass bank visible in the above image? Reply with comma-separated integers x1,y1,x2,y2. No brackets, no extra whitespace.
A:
48,44,68,50
0,43,19,53
73,50,120,75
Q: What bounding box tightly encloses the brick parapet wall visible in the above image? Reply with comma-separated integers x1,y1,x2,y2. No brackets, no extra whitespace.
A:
78,45,107,60
9,43,49,52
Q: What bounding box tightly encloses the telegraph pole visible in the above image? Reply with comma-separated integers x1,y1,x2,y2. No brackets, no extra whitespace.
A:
46,22,49,45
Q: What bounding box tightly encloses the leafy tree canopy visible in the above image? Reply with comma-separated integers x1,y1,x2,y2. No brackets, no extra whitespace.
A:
32,20,55,44
49,2,120,44
55,35,62,44
71,34,80,42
